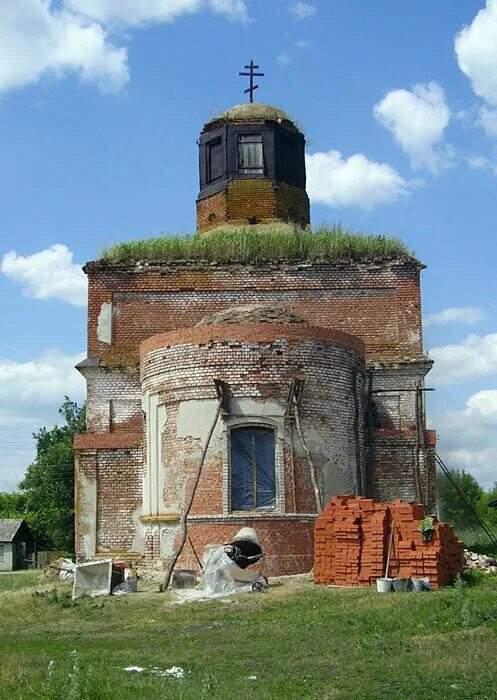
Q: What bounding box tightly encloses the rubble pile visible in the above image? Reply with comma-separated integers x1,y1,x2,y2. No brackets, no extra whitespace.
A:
464,549,497,574
314,496,464,588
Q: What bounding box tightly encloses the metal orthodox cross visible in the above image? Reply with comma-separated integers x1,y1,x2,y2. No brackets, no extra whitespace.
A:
239,60,264,103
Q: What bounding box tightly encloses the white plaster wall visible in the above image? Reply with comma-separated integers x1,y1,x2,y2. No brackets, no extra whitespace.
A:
0,542,13,571
75,467,97,559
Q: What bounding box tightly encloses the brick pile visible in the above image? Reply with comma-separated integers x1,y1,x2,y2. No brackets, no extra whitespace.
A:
314,495,464,588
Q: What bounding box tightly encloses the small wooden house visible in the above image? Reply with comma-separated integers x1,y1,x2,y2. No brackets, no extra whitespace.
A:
0,519,36,571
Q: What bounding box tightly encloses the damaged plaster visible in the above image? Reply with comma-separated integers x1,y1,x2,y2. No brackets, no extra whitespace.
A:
75,465,97,558
97,302,117,345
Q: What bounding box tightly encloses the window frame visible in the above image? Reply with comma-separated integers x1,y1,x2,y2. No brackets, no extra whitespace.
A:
0,543,4,563
237,133,264,175
225,416,285,515
206,136,224,183
229,424,276,511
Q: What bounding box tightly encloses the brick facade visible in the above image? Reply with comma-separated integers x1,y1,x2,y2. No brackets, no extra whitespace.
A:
137,323,365,571
84,258,424,366
75,256,434,572
74,103,435,576
196,179,310,231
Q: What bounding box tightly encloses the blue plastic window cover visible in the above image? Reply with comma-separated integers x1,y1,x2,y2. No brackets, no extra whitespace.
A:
230,426,276,510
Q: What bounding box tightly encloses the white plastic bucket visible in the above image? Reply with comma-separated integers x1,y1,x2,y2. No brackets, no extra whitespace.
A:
376,577,393,593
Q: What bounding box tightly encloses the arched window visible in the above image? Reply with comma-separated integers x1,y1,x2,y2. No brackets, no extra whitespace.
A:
230,426,276,510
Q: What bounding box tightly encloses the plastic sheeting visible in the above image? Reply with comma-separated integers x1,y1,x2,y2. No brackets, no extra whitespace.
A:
230,427,275,510
202,544,264,597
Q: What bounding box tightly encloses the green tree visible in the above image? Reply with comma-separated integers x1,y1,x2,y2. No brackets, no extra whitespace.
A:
0,491,27,518
478,482,497,529
437,468,483,530
19,397,85,553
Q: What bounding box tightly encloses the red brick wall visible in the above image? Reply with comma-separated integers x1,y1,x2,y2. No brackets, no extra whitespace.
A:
141,326,366,519
75,442,143,559
196,179,310,231
85,259,423,366
177,519,315,576
371,429,436,511
77,255,431,571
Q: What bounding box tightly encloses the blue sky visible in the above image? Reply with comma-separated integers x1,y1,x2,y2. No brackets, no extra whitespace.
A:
1,0,497,491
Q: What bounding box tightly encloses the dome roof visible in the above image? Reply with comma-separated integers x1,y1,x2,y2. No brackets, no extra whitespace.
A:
204,103,298,130
197,304,305,326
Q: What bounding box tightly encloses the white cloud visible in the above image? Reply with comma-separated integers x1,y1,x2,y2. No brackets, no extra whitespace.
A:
1,244,87,306
0,350,85,423
65,0,249,25
277,52,292,66
374,82,452,172
290,2,316,20
466,389,497,418
429,333,497,386
65,0,200,26
425,306,486,327
479,106,497,137
0,0,251,97
467,154,497,174
207,0,249,22
306,150,409,209
434,389,497,488
0,0,129,95
467,155,491,169
455,0,497,107
0,348,85,490
295,39,311,49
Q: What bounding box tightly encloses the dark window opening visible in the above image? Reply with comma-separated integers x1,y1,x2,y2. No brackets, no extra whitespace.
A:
230,426,276,510
237,134,264,174
207,137,223,182
279,134,299,181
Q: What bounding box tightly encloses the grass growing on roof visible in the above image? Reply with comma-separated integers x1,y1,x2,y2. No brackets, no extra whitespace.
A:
100,224,412,264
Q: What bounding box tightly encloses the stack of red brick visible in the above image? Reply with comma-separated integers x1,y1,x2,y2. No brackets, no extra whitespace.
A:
314,495,464,588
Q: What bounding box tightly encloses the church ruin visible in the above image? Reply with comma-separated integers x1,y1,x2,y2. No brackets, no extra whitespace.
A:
74,98,435,575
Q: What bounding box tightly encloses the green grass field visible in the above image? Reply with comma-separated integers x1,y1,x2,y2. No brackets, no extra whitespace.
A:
1,571,497,699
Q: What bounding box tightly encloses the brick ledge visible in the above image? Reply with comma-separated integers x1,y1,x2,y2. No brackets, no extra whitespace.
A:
74,432,143,450
373,428,436,446
187,514,318,523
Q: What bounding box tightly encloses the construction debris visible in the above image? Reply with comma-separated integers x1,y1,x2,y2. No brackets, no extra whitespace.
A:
72,559,130,599
464,549,497,574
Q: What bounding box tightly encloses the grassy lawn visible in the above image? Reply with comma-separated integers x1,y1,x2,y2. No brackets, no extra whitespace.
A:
0,570,40,592
1,572,497,699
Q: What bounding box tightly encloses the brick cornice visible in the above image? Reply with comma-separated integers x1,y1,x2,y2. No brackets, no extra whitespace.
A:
74,433,143,450
83,257,424,274
140,322,365,359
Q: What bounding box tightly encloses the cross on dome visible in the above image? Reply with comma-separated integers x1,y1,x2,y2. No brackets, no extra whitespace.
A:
239,60,264,103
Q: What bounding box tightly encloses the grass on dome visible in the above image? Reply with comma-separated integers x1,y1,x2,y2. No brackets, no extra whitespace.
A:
100,224,413,264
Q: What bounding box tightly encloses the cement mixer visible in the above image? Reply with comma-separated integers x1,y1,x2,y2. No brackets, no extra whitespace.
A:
202,527,269,595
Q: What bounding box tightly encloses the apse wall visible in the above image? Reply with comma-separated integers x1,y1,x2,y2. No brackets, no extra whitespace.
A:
139,322,365,575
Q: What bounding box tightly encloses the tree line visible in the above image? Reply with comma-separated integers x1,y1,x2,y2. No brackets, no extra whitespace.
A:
437,469,497,543
0,398,85,553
